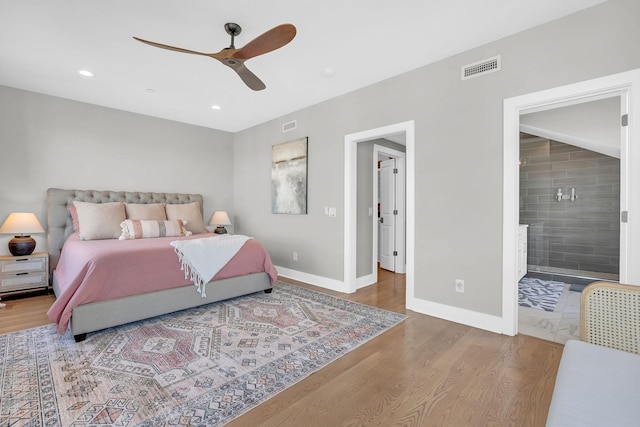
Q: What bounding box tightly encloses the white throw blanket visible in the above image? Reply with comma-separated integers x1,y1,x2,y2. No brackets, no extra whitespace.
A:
170,234,253,297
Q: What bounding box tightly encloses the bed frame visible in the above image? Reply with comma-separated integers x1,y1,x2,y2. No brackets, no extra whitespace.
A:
47,188,272,342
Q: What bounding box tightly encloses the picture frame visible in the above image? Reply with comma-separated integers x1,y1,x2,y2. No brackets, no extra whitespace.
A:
271,137,308,214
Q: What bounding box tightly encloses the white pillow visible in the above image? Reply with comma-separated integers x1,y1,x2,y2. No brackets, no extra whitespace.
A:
73,201,126,240
165,202,206,234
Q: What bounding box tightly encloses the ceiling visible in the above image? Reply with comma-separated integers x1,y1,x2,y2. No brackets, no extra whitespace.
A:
0,0,605,133
521,96,621,158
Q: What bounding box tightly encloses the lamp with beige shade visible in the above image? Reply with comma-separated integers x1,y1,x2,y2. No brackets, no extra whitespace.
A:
0,212,45,256
209,211,231,235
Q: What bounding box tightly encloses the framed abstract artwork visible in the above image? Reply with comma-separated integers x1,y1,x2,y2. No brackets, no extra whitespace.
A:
271,137,308,214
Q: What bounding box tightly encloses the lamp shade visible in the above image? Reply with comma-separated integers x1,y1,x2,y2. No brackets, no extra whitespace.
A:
0,212,45,235
209,211,231,226
0,212,45,256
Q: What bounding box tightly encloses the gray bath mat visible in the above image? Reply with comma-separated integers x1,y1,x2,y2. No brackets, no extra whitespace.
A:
518,277,565,312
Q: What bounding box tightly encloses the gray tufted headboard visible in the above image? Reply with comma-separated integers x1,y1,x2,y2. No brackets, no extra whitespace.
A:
47,188,204,272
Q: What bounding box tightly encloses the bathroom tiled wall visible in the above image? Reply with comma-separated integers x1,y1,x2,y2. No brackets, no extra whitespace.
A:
519,136,620,276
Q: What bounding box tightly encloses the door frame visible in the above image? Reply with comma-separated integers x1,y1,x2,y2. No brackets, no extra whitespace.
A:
373,145,406,277
502,69,640,335
344,121,414,295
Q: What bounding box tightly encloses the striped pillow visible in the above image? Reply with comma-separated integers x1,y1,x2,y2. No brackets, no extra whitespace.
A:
119,219,192,240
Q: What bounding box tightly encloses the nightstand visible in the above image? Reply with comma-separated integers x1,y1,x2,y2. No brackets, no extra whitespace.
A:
0,252,49,296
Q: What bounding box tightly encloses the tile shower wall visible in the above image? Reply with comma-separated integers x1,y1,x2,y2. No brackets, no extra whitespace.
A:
519,136,620,276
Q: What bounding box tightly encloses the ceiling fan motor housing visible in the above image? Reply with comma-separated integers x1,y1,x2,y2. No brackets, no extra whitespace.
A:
224,23,242,36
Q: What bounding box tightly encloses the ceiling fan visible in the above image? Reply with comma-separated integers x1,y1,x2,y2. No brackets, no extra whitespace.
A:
133,23,296,91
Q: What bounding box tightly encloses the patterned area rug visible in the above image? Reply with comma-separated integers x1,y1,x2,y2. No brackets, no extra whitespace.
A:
518,277,565,312
0,281,405,426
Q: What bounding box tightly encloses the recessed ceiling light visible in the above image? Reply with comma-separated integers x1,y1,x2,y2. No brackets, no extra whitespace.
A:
78,70,93,77
211,105,221,110
321,68,335,78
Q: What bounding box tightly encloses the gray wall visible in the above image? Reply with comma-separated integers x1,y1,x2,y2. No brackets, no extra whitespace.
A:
1,0,637,321
520,138,620,276
356,139,406,277
0,86,235,255
234,0,640,317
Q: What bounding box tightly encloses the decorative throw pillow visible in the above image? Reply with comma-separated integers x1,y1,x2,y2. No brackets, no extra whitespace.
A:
165,202,206,234
124,203,167,220
68,205,79,232
119,219,191,240
73,201,126,240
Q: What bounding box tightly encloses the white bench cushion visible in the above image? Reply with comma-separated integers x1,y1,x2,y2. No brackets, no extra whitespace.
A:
546,339,640,426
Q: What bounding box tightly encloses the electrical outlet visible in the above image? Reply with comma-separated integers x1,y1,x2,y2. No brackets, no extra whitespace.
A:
455,279,465,293
293,252,298,261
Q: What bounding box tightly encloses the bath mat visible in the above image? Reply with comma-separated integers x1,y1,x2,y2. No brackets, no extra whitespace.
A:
518,277,565,312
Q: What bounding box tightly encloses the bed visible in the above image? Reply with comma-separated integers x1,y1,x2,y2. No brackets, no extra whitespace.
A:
46,188,277,342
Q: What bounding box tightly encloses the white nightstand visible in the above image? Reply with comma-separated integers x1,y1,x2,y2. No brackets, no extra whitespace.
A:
0,252,49,296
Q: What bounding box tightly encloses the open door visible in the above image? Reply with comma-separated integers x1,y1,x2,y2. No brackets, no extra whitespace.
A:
379,158,396,271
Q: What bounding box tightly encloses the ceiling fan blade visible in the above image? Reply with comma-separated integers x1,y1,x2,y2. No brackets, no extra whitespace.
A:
233,24,296,60
134,23,292,91
234,63,266,91
133,36,212,57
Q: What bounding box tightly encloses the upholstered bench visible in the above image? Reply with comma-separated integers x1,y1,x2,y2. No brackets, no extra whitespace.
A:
546,339,640,426
546,282,640,427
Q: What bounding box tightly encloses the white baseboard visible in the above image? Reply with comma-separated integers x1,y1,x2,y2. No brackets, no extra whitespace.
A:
406,295,504,334
356,273,376,289
275,266,351,293
277,266,505,334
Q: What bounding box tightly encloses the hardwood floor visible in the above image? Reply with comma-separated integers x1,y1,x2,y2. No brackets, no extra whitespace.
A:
1,271,562,426
0,291,56,335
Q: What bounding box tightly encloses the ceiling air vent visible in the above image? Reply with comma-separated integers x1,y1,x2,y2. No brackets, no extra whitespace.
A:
461,55,501,80
282,120,297,132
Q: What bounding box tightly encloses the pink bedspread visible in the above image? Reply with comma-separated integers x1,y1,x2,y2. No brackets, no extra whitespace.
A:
48,233,277,334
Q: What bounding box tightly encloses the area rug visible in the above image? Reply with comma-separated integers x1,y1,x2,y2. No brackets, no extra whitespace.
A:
0,281,405,426
518,277,565,312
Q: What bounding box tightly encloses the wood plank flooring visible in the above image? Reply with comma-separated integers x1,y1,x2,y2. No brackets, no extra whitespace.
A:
0,270,562,426
0,290,56,335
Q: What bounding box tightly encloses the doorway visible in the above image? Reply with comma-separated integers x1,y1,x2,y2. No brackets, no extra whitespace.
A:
518,121,621,343
353,139,406,288
502,69,640,336
344,121,415,298
519,97,621,282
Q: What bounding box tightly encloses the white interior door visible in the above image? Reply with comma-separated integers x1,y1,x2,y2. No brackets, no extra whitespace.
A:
379,158,396,271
